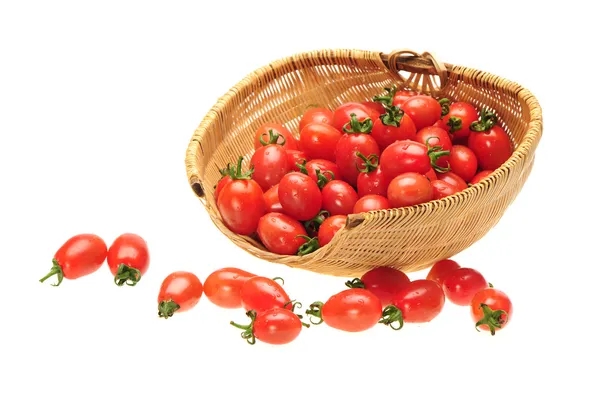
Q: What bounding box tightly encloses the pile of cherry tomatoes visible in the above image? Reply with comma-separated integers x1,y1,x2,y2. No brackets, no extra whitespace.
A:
215,87,514,255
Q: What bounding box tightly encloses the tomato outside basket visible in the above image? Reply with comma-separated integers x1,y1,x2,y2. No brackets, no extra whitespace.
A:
185,49,542,277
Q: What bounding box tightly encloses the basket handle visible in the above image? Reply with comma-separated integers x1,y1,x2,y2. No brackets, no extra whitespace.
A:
381,50,450,93
190,176,206,199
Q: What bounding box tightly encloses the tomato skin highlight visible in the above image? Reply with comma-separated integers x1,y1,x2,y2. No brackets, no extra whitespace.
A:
431,180,460,200
263,184,283,213
335,133,381,186
468,125,513,170
387,172,434,208
426,259,461,286
321,180,359,216
392,90,418,107
357,165,389,197
442,102,479,140
299,107,334,132
380,140,431,179
257,212,307,255
401,95,443,131
448,145,478,182
321,289,383,332
470,170,494,184
254,123,298,150
204,267,255,309
253,308,303,345
107,233,150,286
353,194,390,213
251,144,290,191
217,179,266,236
278,172,322,221
436,171,468,191
356,267,410,306
299,123,342,162
157,271,203,318
443,268,488,306
240,276,291,314
286,150,307,172
391,280,445,323
317,215,347,247
471,288,513,335
332,102,372,132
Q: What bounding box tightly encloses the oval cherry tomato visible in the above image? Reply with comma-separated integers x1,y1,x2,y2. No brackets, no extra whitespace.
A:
257,212,307,255
380,140,431,179
357,165,389,197
361,101,386,118
347,267,410,306
231,308,303,345
40,234,108,286
470,170,494,184
387,172,433,208
425,168,437,181
254,123,298,150
371,106,417,150
157,271,203,319
204,267,256,309
217,158,266,235
442,102,479,141
443,268,488,306
299,123,342,162
426,259,461,286
321,180,359,216
278,172,322,221
214,163,235,204
251,139,290,191
471,288,513,335
308,289,383,332
263,184,283,213
436,171,468,191
415,126,452,169
431,180,460,200
401,96,442,131
107,233,150,286
299,107,334,132
286,150,307,172
332,102,372,132
391,279,445,323
352,194,389,213
240,276,291,314
468,110,513,170
392,90,418,107
335,131,380,186
303,159,340,186
317,215,347,246
448,145,478,182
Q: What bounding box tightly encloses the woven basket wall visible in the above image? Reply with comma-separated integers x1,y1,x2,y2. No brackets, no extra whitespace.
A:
185,49,542,277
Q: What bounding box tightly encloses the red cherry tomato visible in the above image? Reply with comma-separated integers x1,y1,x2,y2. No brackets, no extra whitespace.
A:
415,126,452,169
442,102,479,141
254,123,298,150
348,267,410,306
387,172,433,208
299,123,342,162
436,171,468,191
263,184,283,213
332,102,373,132
217,158,266,235
392,90,418,107
286,150,307,172
278,172,322,221
204,267,256,309
424,168,437,181
401,96,442,131
335,130,380,186
380,140,431,179
317,215,347,246
308,289,383,332
257,212,307,255
299,107,334,132
240,276,291,314
231,308,303,345
321,180,359,216
448,145,478,182
471,288,513,335
470,170,494,184
361,101,386,118
371,106,417,150
468,110,513,170
426,259,461,286
157,271,203,319
303,159,340,185
391,279,445,323
431,180,460,200
107,233,150,286
443,268,488,306
352,194,390,213
214,163,235,204
357,165,389,197
40,234,108,286
251,142,290,192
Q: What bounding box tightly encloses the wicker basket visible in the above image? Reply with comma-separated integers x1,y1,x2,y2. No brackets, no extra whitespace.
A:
185,49,542,277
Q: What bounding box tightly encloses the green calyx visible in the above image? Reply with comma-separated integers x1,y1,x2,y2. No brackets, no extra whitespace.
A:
39,258,64,287
447,116,462,133
373,86,398,107
114,264,142,287
470,108,497,132
426,137,451,173
380,105,405,127
305,301,325,325
439,98,451,116
158,300,181,319
343,113,373,134
315,169,334,189
344,277,366,289
297,235,320,256
259,129,287,146
474,303,507,336
304,210,330,235
379,305,404,331
356,152,379,173
283,300,311,328
272,276,285,285
230,310,258,345
228,156,254,180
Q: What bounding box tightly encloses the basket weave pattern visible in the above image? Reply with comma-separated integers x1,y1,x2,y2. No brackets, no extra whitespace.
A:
185,49,542,277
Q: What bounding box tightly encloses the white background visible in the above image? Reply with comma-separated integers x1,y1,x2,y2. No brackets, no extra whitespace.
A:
1,1,598,396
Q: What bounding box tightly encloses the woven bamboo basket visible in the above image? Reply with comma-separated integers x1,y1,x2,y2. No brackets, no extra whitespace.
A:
185,49,542,277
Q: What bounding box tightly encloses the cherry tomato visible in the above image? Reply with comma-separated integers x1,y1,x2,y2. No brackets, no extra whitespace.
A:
471,288,513,335
431,180,460,200
286,150,307,172
240,276,291,314
442,102,479,140
217,157,266,235
40,234,108,286
251,137,290,191
335,124,380,185
361,101,386,118
448,145,478,182
231,308,304,345
357,165,389,197
436,171,468,191
257,212,307,255
443,267,488,306
157,271,203,319
392,90,418,107
254,123,298,150
347,267,410,306
380,140,431,179
299,107,334,132
263,184,283,213
317,215,347,246
391,279,445,323
214,163,234,203
299,123,342,162
278,172,322,221
387,172,433,208
371,106,417,150
470,170,494,184
401,96,442,131
302,159,340,186
353,194,390,213
307,289,383,332
468,110,513,170
415,126,452,169
424,168,437,181
107,233,150,287
321,180,359,216
426,259,461,286
332,102,372,132
204,267,256,309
